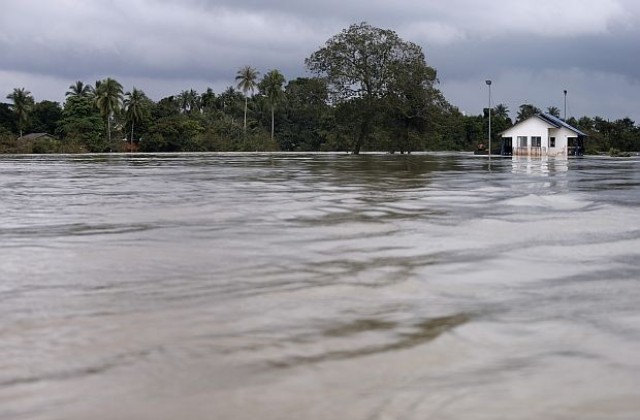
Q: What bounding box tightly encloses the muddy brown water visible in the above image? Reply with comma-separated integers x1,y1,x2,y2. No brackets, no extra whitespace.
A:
1,153,640,419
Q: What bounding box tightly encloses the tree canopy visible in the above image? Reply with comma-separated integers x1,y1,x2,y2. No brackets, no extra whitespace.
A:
306,22,441,153
1,22,639,154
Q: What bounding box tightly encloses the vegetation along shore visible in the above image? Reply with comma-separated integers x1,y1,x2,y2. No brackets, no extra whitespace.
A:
1,23,638,155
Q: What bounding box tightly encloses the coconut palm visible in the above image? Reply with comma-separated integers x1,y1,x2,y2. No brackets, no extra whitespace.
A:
94,78,123,143
66,81,93,98
235,65,259,131
6,87,35,137
494,103,510,120
124,87,149,151
178,89,200,114
200,88,216,111
516,104,541,122
546,106,561,118
259,70,286,141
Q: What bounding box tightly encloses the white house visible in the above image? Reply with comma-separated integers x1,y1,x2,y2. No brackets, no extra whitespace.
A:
500,113,586,157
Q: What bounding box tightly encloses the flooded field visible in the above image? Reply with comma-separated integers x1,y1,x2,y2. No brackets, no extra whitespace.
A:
1,153,639,419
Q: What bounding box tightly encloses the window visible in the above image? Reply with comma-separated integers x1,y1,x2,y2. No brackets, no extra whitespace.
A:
531,136,541,147
517,136,528,147
549,137,556,148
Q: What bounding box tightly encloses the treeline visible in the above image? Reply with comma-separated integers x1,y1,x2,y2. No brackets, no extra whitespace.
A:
0,23,638,154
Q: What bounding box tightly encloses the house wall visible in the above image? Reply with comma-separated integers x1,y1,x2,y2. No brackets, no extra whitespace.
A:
501,116,584,157
501,118,556,157
547,127,574,157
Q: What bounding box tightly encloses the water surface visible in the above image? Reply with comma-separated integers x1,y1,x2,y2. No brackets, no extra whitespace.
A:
1,153,640,419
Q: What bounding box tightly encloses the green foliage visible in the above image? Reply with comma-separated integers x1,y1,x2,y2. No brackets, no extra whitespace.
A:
516,104,541,122
124,87,152,147
306,22,446,154
236,66,260,131
259,69,286,141
66,81,93,98
94,78,124,143
30,100,62,135
3,24,640,154
0,126,18,153
6,88,35,137
0,102,17,133
58,95,106,151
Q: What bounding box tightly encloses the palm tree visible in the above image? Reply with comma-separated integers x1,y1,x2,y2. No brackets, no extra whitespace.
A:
494,103,510,120
516,104,541,122
235,66,259,131
6,88,35,137
178,89,200,114
546,106,561,118
66,81,93,98
94,78,123,144
124,87,148,151
200,88,217,111
259,70,286,141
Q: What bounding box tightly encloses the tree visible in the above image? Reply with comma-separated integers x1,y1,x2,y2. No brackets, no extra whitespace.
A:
494,104,510,120
178,89,200,114
124,87,150,150
58,95,104,151
30,100,63,134
281,77,331,151
235,66,259,132
200,88,217,111
516,104,541,122
306,22,439,154
259,70,286,141
546,106,561,118
66,81,93,98
6,88,35,137
0,102,18,134
94,78,123,144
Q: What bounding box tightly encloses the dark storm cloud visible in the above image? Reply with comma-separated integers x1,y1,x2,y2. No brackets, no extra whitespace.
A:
1,0,640,119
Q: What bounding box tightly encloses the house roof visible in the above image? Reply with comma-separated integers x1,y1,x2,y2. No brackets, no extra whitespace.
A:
500,113,587,137
19,133,54,141
537,113,587,136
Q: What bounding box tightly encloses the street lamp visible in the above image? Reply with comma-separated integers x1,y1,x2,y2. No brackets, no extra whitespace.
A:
486,80,492,156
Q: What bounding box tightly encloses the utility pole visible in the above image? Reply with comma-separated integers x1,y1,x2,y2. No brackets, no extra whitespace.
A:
563,90,567,120
486,80,492,156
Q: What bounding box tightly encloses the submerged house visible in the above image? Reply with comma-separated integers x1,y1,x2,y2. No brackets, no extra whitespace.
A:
500,113,585,157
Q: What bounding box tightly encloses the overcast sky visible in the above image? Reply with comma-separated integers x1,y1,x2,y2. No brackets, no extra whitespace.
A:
2,0,639,121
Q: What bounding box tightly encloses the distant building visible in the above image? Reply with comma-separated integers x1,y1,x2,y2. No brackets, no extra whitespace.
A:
19,133,56,142
500,113,585,157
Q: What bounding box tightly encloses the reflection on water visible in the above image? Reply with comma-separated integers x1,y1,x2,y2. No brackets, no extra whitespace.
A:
511,155,569,175
1,152,640,420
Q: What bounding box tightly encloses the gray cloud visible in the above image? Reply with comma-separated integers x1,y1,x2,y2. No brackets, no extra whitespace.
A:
1,0,640,120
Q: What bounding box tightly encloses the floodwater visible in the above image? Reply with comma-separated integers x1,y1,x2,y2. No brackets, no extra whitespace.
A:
1,152,640,420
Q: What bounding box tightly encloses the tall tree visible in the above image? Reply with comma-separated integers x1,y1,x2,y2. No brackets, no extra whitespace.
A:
281,77,331,151
306,22,438,154
178,89,200,114
235,66,259,132
494,104,510,120
546,106,561,118
94,78,123,144
6,88,35,137
66,81,93,98
516,104,541,122
30,100,62,134
259,70,286,141
58,95,104,151
124,87,149,150
200,88,217,111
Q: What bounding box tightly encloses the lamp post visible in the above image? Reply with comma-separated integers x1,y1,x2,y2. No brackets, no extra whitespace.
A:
486,80,492,156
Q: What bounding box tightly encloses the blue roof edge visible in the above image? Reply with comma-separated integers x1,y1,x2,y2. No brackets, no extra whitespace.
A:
538,113,587,137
